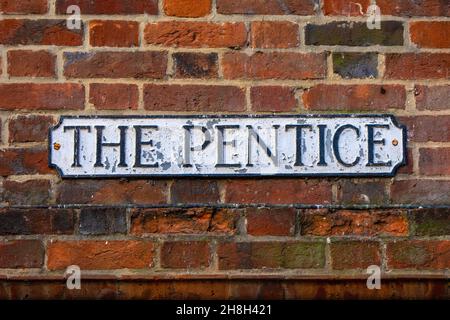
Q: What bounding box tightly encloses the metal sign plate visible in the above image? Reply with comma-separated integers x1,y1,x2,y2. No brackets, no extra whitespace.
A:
49,115,407,178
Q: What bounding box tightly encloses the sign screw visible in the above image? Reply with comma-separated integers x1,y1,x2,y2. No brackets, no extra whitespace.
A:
392,139,398,146
53,142,61,150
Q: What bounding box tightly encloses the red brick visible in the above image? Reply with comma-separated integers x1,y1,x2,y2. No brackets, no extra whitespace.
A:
170,179,220,204
0,83,84,110
411,21,450,48
164,0,211,17
2,180,51,206
223,52,327,80
56,0,158,14
130,208,239,235
218,241,326,269
47,240,154,270
0,208,75,235
225,179,332,205
331,241,381,270
387,240,450,270
9,115,55,143
56,180,168,205
217,0,316,15
173,52,218,79
251,21,299,48
0,240,44,268
391,180,450,204
0,19,83,46
300,209,409,237
303,84,406,111
246,207,296,236
144,84,246,112
0,147,52,176
161,241,211,269
323,0,449,16
0,0,48,14
7,50,55,78
251,86,297,112
64,51,167,79
415,85,450,111
419,148,450,176
385,53,450,79
90,20,139,47
89,83,138,110
144,22,247,48
400,116,450,142
337,180,389,205
398,148,414,174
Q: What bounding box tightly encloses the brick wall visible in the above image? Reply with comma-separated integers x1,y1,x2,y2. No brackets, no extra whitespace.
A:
0,0,448,299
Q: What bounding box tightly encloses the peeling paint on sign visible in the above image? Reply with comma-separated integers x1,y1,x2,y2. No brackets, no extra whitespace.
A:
49,115,407,178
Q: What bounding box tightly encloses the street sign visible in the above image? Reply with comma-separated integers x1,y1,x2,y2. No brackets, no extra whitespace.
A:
49,115,407,178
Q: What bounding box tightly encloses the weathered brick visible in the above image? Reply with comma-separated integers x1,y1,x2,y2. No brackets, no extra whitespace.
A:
89,83,138,110
79,208,127,235
323,0,449,16
300,209,409,237
391,180,450,204
173,52,218,79
0,84,84,110
0,208,75,235
130,208,239,235
387,240,450,270
337,180,388,205
225,179,332,205
222,52,327,80
217,0,316,15
170,179,220,204
90,20,139,47
419,148,450,176
415,85,450,111
145,22,247,48
0,0,48,14
161,241,211,269
384,53,450,79
400,116,450,142
410,21,450,48
2,180,51,205
218,241,326,269
251,86,297,112
56,180,168,205
303,84,406,111
164,0,211,17
0,240,44,268
0,19,83,46
56,0,158,14
246,207,296,236
333,52,378,79
251,21,299,48
47,240,155,270
144,84,246,112
411,208,450,237
7,50,56,77
398,148,414,175
9,115,55,143
64,51,167,79
331,241,381,270
305,21,404,46
0,147,52,176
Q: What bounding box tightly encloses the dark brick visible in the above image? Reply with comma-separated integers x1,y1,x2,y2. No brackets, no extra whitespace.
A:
411,208,450,236
170,180,220,204
391,180,450,204
2,180,51,205
387,240,449,270
0,208,75,235
305,21,404,46
0,240,44,268
79,208,127,235
0,147,51,176
9,115,55,143
173,52,218,78
337,180,388,205
333,52,378,78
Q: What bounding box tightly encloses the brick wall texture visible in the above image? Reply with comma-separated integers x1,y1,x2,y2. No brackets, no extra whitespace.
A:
0,0,449,299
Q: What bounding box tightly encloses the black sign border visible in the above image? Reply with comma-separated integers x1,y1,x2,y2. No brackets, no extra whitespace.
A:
48,114,408,179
